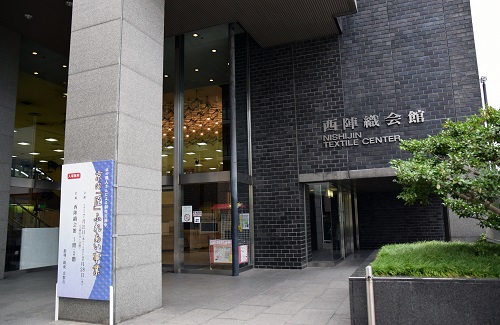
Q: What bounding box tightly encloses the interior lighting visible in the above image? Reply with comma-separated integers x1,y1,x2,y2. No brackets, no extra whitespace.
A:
216,149,222,152
183,160,187,162
197,142,207,146
211,49,217,53
215,131,219,134
24,14,33,20
206,117,210,120
195,163,203,167
164,74,168,78
14,130,17,132
161,154,168,157
12,155,17,158
209,167,217,170
54,149,64,152
186,134,189,138
32,51,38,55
34,72,39,75
163,133,166,136
167,145,174,149
204,157,213,160
18,142,30,146
192,33,199,37
194,68,199,72
45,138,58,142
191,129,196,133
39,160,48,163
60,158,65,160
63,64,67,68
209,79,214,82
29,152,40,155
183,126,187,129
186,152,195,155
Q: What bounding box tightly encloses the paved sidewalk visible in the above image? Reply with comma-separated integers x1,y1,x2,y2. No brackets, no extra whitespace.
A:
0,251,371,325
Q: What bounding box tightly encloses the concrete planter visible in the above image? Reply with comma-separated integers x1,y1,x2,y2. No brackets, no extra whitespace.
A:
349,253,500,325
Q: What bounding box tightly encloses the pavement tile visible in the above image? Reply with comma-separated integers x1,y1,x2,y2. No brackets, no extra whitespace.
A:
286,309,334,325
245,313,292,325
169,308,224,325
265,301,308,315
217,305,267,321
242,294,282,306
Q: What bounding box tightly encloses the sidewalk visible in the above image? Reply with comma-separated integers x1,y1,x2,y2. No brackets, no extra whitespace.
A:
0,251,371,325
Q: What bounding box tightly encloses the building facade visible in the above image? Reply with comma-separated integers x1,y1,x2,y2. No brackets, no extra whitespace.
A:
0,0,481,322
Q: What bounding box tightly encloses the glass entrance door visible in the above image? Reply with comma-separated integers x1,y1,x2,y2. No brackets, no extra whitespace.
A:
307,182,355,265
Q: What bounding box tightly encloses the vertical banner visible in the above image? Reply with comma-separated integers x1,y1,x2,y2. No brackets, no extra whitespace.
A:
57,160,114,300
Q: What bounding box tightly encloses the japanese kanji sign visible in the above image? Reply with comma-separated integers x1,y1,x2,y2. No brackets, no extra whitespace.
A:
57,160,114,300
322,110,424,148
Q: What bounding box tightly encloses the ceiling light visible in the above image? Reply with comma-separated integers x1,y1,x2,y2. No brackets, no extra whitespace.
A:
195,163,203,167
24,14,33,20
186,134,189,138
183,160,187,162
183,126,187,129
60,158,65,160
14,130,17,133
167,145,174,149
65,1,73,6
204,157,213,160
45,138,58,142
29,152,40,155
211,49,217,53
34,72,39,75
32,51,38,55
209,79,214,82
63,64,67,68
209,167,217,170
161,154,168,157
215,131,219,134
193,33,199,37
216,149,222,152
197,142,207,146
194,68,199,72
54,149,64,152
206,117,210,120
164,74,168,78
62,93,68,97
12,155,17,158
39,160,48,163
186,152,195,155
191,129,196,133
220,162,223,165
18,142,30,146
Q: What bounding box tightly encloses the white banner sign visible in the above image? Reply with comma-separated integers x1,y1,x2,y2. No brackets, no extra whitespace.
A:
57,160,114,300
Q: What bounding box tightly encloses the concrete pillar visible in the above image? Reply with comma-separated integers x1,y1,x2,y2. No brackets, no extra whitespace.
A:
59,0,164,322
0,27,21,280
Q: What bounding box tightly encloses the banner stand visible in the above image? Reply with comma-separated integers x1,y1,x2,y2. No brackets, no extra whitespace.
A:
55,283,59,321
109,286,114,325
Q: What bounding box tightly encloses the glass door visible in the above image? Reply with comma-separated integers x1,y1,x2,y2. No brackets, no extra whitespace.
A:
307,182,355,265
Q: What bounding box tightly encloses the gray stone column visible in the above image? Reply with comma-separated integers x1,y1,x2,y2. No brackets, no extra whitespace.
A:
0,27,21,280
60,0,164,322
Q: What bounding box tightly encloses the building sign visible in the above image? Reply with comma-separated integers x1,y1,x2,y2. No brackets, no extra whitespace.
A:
322,110,425,148
57,160,114,300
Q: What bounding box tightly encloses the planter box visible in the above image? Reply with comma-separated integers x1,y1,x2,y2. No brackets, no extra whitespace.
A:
349,252,500,325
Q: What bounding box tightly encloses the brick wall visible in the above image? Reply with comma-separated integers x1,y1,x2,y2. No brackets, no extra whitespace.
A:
250,0,481,268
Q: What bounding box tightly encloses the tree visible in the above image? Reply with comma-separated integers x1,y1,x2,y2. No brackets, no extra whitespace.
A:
391,106,500,230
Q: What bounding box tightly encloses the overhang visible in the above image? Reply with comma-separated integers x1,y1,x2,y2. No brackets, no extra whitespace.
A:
165,0,358,47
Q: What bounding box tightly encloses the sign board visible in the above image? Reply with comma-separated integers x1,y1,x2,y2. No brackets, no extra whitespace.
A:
209,240,249,264
182,206,192,223
57,160,114,300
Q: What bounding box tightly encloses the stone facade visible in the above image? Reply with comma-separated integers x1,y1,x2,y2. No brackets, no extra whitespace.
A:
250,0,481,268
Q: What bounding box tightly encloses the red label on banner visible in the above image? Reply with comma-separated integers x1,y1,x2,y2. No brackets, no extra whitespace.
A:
68,173,81,179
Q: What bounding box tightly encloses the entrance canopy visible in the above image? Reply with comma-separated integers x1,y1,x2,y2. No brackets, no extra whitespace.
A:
165,0,358,47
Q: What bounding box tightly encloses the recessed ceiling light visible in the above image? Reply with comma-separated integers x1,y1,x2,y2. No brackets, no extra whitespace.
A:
12,155,17,158
29,152,40,155
54,149,64,152
204,157,213,160
14,130,17,133
193,33,199,37
183,160,187,162
195,163,203,167
211,49,217,53
186,152,195,155
164,74,168,78
167,145,174,149
60,158,65,160
45,138,58,142
194,68,199,72
209,167,217,170
18,142,30,146
197,142,207,146
220,162,224,165
62,64,67,68
209,79,214,82
216,149,222,152
161,154,168,157
39,160,48,163
32,51,38,55
33,72,39,75
62,93,67,97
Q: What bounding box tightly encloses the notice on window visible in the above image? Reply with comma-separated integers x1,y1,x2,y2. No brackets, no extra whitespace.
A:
57,160,114,301
210,240,249,264
240,213,250,230
182,206,192,223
